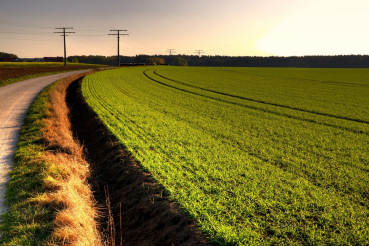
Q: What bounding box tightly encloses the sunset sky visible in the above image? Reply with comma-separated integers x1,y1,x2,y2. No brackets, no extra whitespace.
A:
1,0,368,58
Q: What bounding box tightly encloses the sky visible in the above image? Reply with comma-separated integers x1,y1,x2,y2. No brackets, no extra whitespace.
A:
0,0,368,58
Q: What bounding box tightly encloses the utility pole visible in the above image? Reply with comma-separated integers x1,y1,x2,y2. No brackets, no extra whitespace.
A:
109,30,128,66
55,27,74,66
195,50,204,66
166,49,176,55
194,50,204,56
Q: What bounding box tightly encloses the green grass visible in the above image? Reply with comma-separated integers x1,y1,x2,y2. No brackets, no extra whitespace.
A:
82,67,369,245
0,83,57,245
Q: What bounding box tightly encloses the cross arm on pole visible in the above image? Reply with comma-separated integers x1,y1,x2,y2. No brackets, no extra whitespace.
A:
166,49,176,55
109,30,129,66
54,27,74,66
195,50,204,56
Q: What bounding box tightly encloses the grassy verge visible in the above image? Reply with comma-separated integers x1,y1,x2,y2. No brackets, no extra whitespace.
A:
0,82,56,245
0,73,102,245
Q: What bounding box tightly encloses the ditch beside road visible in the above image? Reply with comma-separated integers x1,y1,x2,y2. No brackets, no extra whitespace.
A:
0,70,91,227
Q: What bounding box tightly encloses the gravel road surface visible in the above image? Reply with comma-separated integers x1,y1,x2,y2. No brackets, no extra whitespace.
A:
0,70,90,227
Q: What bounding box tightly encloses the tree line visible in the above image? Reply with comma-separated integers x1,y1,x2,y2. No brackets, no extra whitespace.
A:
0,52,18,61
2,51,369,68
67,54,369,68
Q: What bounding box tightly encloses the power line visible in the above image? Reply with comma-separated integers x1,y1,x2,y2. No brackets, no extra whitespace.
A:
129,34,165,53
1,19,183,57
0,30,55,36
76,30,115,48
73,29,108,32
0,36,57,42
166,49,176,55
74,34,108,36
69,35,116,52
120,39,159,55
72,30,134,55
55,27,75,66
109,30,128,66
0,19,54,29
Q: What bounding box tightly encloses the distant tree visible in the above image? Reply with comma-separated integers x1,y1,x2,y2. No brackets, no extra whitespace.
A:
0,52,18,59
147,57,165,65
72,57,79,63
172,57,188,66
134,55,150,63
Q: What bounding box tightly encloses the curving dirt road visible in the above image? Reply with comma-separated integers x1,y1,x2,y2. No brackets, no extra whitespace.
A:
0,70,90,227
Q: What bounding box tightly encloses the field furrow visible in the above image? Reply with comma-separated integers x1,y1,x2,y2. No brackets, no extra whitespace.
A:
81,67,369,245
145,69,369,135
153,69,369,124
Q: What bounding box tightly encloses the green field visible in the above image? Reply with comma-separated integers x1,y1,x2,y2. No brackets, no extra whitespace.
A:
82,67,369,245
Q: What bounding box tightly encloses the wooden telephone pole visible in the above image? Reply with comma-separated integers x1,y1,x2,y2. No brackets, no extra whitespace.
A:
109,30,128,66
55,27,75,66
195,50,204,66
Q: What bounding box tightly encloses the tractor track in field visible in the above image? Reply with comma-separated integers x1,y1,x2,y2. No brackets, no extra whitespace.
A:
151,70,369,125
66,78,213,246
143,70,369,135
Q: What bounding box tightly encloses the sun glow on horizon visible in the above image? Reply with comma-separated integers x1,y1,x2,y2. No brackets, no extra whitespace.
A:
256,0,369,56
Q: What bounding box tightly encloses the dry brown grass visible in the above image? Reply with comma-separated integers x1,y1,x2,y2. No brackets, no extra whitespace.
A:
35,72,103,245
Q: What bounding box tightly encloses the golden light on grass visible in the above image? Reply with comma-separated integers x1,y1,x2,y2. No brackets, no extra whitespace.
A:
37,73,103,245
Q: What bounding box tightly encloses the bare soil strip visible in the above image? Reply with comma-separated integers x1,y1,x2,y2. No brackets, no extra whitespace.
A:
0,66,99,82
66,78,214,245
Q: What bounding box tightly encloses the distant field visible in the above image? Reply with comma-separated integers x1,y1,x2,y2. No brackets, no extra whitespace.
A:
0,62,106,87
0,62,102,68
82,67,369,245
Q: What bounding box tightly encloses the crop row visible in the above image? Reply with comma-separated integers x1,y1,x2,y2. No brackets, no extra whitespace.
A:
82,67,369,245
